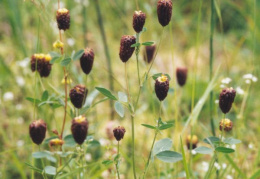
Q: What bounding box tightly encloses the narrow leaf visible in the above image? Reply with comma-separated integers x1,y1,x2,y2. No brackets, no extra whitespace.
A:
156,151,183,163
215,147,235,153
158,123,174,130
72,49,84,61
194,146,213,154
114,101,124,117
95,87,117,100
141,124,156,130
131,43,140,47
41,90,48,101
142,41,154,46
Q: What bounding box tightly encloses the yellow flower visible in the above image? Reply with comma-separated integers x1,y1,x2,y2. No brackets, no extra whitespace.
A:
53,40,64,49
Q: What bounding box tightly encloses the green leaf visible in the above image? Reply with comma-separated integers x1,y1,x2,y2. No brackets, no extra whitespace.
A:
156,151,183,163
215,147,235,153
203,136,220,146
114,154,120,161
153,138,173,156
159,123,174,130
49,51,61,58
25,162,43,173
102,160,113,166
44,166,56,175
141,124,156,130
118,91,127,103
50,56,63,64
152,73,171,81
131,43,140,47
142,41,154,46
63,134,76,148
114,101,124,117
32,152,48,159
41,90,48,101
223,137,241,145
72,49,84,61
95,87,117,100
26,97,41,104
250,169,260,179
180,136,190,179
60,57,71,66
194,146,213,154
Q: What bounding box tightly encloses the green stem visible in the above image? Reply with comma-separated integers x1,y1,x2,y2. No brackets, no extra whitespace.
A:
81,0,88,46
116,142,120,179
209,0,216,136
204,153,217,179
131,115,137,179
134,33,142,109
143,102,162,178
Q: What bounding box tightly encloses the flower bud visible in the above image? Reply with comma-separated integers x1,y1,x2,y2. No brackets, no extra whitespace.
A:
155,74,169,101
29,119,47,145
133,10,146,33
53,40,64,49
80,48,94,75
144,44,156,63
157,0,172,27
31,54,52,77
56,8,70,31
49,138,64,147
71,115,89,145
69,85,88,109
176,67,188,87
219,88,236,114
113,126,126,141
186,135,198,150
219,118,233,132
119,35,136,63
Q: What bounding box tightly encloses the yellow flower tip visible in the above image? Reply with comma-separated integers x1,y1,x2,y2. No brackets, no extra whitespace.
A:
53,40,64,49
158,74,168,82
187,135,198,143
74,115,86,123
57,8,69,14
61,78,72,84
49,138,64,146
45,54,52,61
221,118,232,127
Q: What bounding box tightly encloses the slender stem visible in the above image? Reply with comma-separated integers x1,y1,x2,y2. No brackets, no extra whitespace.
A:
81,0,88,46
135,0,139,10
143,101,162,178
125,63,131,103
131,115,137,179
204,153,217,179
116,142,120,179
134,33,142,109
209,0,216,136
220,113,226,144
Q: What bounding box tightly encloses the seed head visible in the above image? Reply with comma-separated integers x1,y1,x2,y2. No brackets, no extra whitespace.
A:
49,138,64,147
186,134,198,150
155,74,169,101
80,48,94,75
69,85,88,109
31,54,52,77
113,126,126,141
119,35,136,63
157,0,172,27
71,115,89,145
219,118,233,132
29,119,47,145
56,8,70,31
219,88,236,114
144,44,156,63
176,67,188,86
133,10,146,33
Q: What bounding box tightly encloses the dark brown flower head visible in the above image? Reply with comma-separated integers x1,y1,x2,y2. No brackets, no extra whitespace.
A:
80,48,94,75
49,138,64,147
157,0,172,27
133,10,146,33
31,54,52,78
219,118,233,132
144,44,156,63
56,8,70,31
29,119,47,145
71,115,89,145
155,74,169,101
186,135,198,150
176,67,188,87
219,87,236,114
119,35,136,63
69,84,88,109
113,126,126,141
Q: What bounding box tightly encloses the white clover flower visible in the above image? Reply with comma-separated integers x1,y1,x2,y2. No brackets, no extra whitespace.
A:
221,77,232,84
3,92,14,101
236,86,244,95
67,38,75,46
16,76,25,87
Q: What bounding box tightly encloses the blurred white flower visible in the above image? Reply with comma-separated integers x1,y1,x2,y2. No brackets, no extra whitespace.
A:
99,138,109,146
252,76,258,82
101,170,109,178
214,162,221,170
191,150,197,155
67,38,75,46
85,153,92,161
231,144,236,149
226,175,233,179
17,140,24,147
243,73,258,84
17,117,24,124
245,79,251,84
3,92,14,101
202,161,209,172
16,57,30,68
236,87,244,95
215,100,219,104
220,84,225,88
16,76,25,87
222,163,227,169
248,143,254,149
243,74,253,79
221,77,232,84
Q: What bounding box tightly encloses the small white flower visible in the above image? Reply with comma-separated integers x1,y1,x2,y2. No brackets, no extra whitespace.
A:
226,175,233,179
220,84,226,88
85,153,92,161
101,170,109,178
252,76,258,82
3,92,14,101
231,144,236,149
67,38,75,46
222,163,227,169
243,74,253,80
245,79,251,84
16,76,25,87
191,150,197,155
248,143,254,149
215,100,219,104
202,161,209,172
221,77,232,84
236,87,244,95
16,58,30,68
17,140,24,147
99,138,108,146
214,162,221,170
